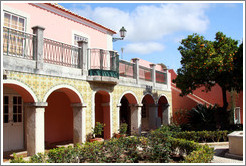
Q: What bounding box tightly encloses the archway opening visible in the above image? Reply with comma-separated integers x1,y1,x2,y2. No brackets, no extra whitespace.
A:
45,88,81,149
141,94,155,131
3,84,35,153
158,96,169,126
119,93,137,135
95,90,110,140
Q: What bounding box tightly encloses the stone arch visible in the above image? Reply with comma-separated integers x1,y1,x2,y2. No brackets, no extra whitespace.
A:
43,84,83,103
43,84,85,148
118,91,139,104
3,79,38,102
118,91,139,135
141,93,155,104
141,93,156,131
3,79,38,153
157,94,170,126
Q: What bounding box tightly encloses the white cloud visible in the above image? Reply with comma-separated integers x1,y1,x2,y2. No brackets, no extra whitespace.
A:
68,3,210,42
124,42,165,55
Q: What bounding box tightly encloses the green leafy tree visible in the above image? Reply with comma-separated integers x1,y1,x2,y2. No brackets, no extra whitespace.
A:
173,32,242,110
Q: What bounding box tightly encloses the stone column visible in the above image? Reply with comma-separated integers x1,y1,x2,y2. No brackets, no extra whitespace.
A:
162,103,170,125
100,49,104,70
32,26,45,71
166,71,170,90
150,64,156,88
117,103,122,133
132,58,139,84
71,103,87,145
130,104,142,135
25,102,47,156
148,104,158,130
78,40,88,76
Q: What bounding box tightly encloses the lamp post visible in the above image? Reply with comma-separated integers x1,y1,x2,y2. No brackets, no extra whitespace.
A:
113,26,127,42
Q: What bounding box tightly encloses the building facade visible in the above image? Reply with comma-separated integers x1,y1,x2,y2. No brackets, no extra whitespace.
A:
2,3,172,156
170,69,243,125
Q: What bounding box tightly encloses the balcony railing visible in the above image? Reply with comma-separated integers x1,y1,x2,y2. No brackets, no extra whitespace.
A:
87,48,119,78
3,26,35,60
156,70,167,84
139,65,152,81
3,26,168,87
119,60,134,78
43,38,79,68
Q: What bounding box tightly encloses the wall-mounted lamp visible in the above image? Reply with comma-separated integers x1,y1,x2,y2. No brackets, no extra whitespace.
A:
113,26,127,42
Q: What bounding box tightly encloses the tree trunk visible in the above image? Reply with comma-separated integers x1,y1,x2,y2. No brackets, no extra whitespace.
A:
221,86,228,110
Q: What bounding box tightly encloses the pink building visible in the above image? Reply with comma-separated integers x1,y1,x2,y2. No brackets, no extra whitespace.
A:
2,3,172,158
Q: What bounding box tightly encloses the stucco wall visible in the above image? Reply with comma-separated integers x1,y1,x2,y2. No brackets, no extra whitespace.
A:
4,3,109,49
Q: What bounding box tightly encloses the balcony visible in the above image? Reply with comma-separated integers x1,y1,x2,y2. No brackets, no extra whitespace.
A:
86,48,119,84
3,26,170,90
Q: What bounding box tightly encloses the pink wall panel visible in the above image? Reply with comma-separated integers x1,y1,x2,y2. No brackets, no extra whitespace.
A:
4,3,108,49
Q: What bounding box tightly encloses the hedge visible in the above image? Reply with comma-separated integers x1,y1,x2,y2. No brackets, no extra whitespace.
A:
171,130,229,142
169,137,214,163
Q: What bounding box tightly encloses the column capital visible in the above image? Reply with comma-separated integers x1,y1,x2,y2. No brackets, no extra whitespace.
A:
78,40,88,46
71,103,87,108
25,102,48,108
32,26,45,31
132,58,139,63
150,63,156,68
129,103,143,107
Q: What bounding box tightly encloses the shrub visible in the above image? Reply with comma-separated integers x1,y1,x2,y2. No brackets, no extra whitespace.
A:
30,152,48,163
169,137,214,163
183,145,214,163
47,146,80,163
144,126,172,162
80,141,105,163
122,136,141,163
92,122,105,138
10,153,27,163
118,123,128,135
171,130,229,142
186,104,217,131
102,138,126,162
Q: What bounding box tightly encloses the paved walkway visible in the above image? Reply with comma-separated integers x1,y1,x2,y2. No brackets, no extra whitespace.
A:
209,144,244,163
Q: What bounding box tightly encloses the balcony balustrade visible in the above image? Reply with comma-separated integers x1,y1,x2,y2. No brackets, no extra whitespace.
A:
3,26,35,60
43,38,79,68
119,59,134,78
3,26,169,88
87,48,119,79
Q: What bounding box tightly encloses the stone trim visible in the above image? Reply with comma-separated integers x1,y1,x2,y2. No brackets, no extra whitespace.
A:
71,103,87,108
25,102,48,108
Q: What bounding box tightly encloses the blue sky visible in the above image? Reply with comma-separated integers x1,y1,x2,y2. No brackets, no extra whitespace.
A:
59,2,244,72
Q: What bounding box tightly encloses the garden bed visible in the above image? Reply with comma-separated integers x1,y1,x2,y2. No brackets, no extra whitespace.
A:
10,125,217,163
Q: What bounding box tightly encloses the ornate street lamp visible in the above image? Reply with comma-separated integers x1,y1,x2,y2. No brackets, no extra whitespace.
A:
113,26,127,42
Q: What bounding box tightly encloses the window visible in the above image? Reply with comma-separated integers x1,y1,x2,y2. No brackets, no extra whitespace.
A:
74,34,88,46
4,12,25,31
234,107,241,124
3,95,23,124
3,12,26,56
4,96,9,123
